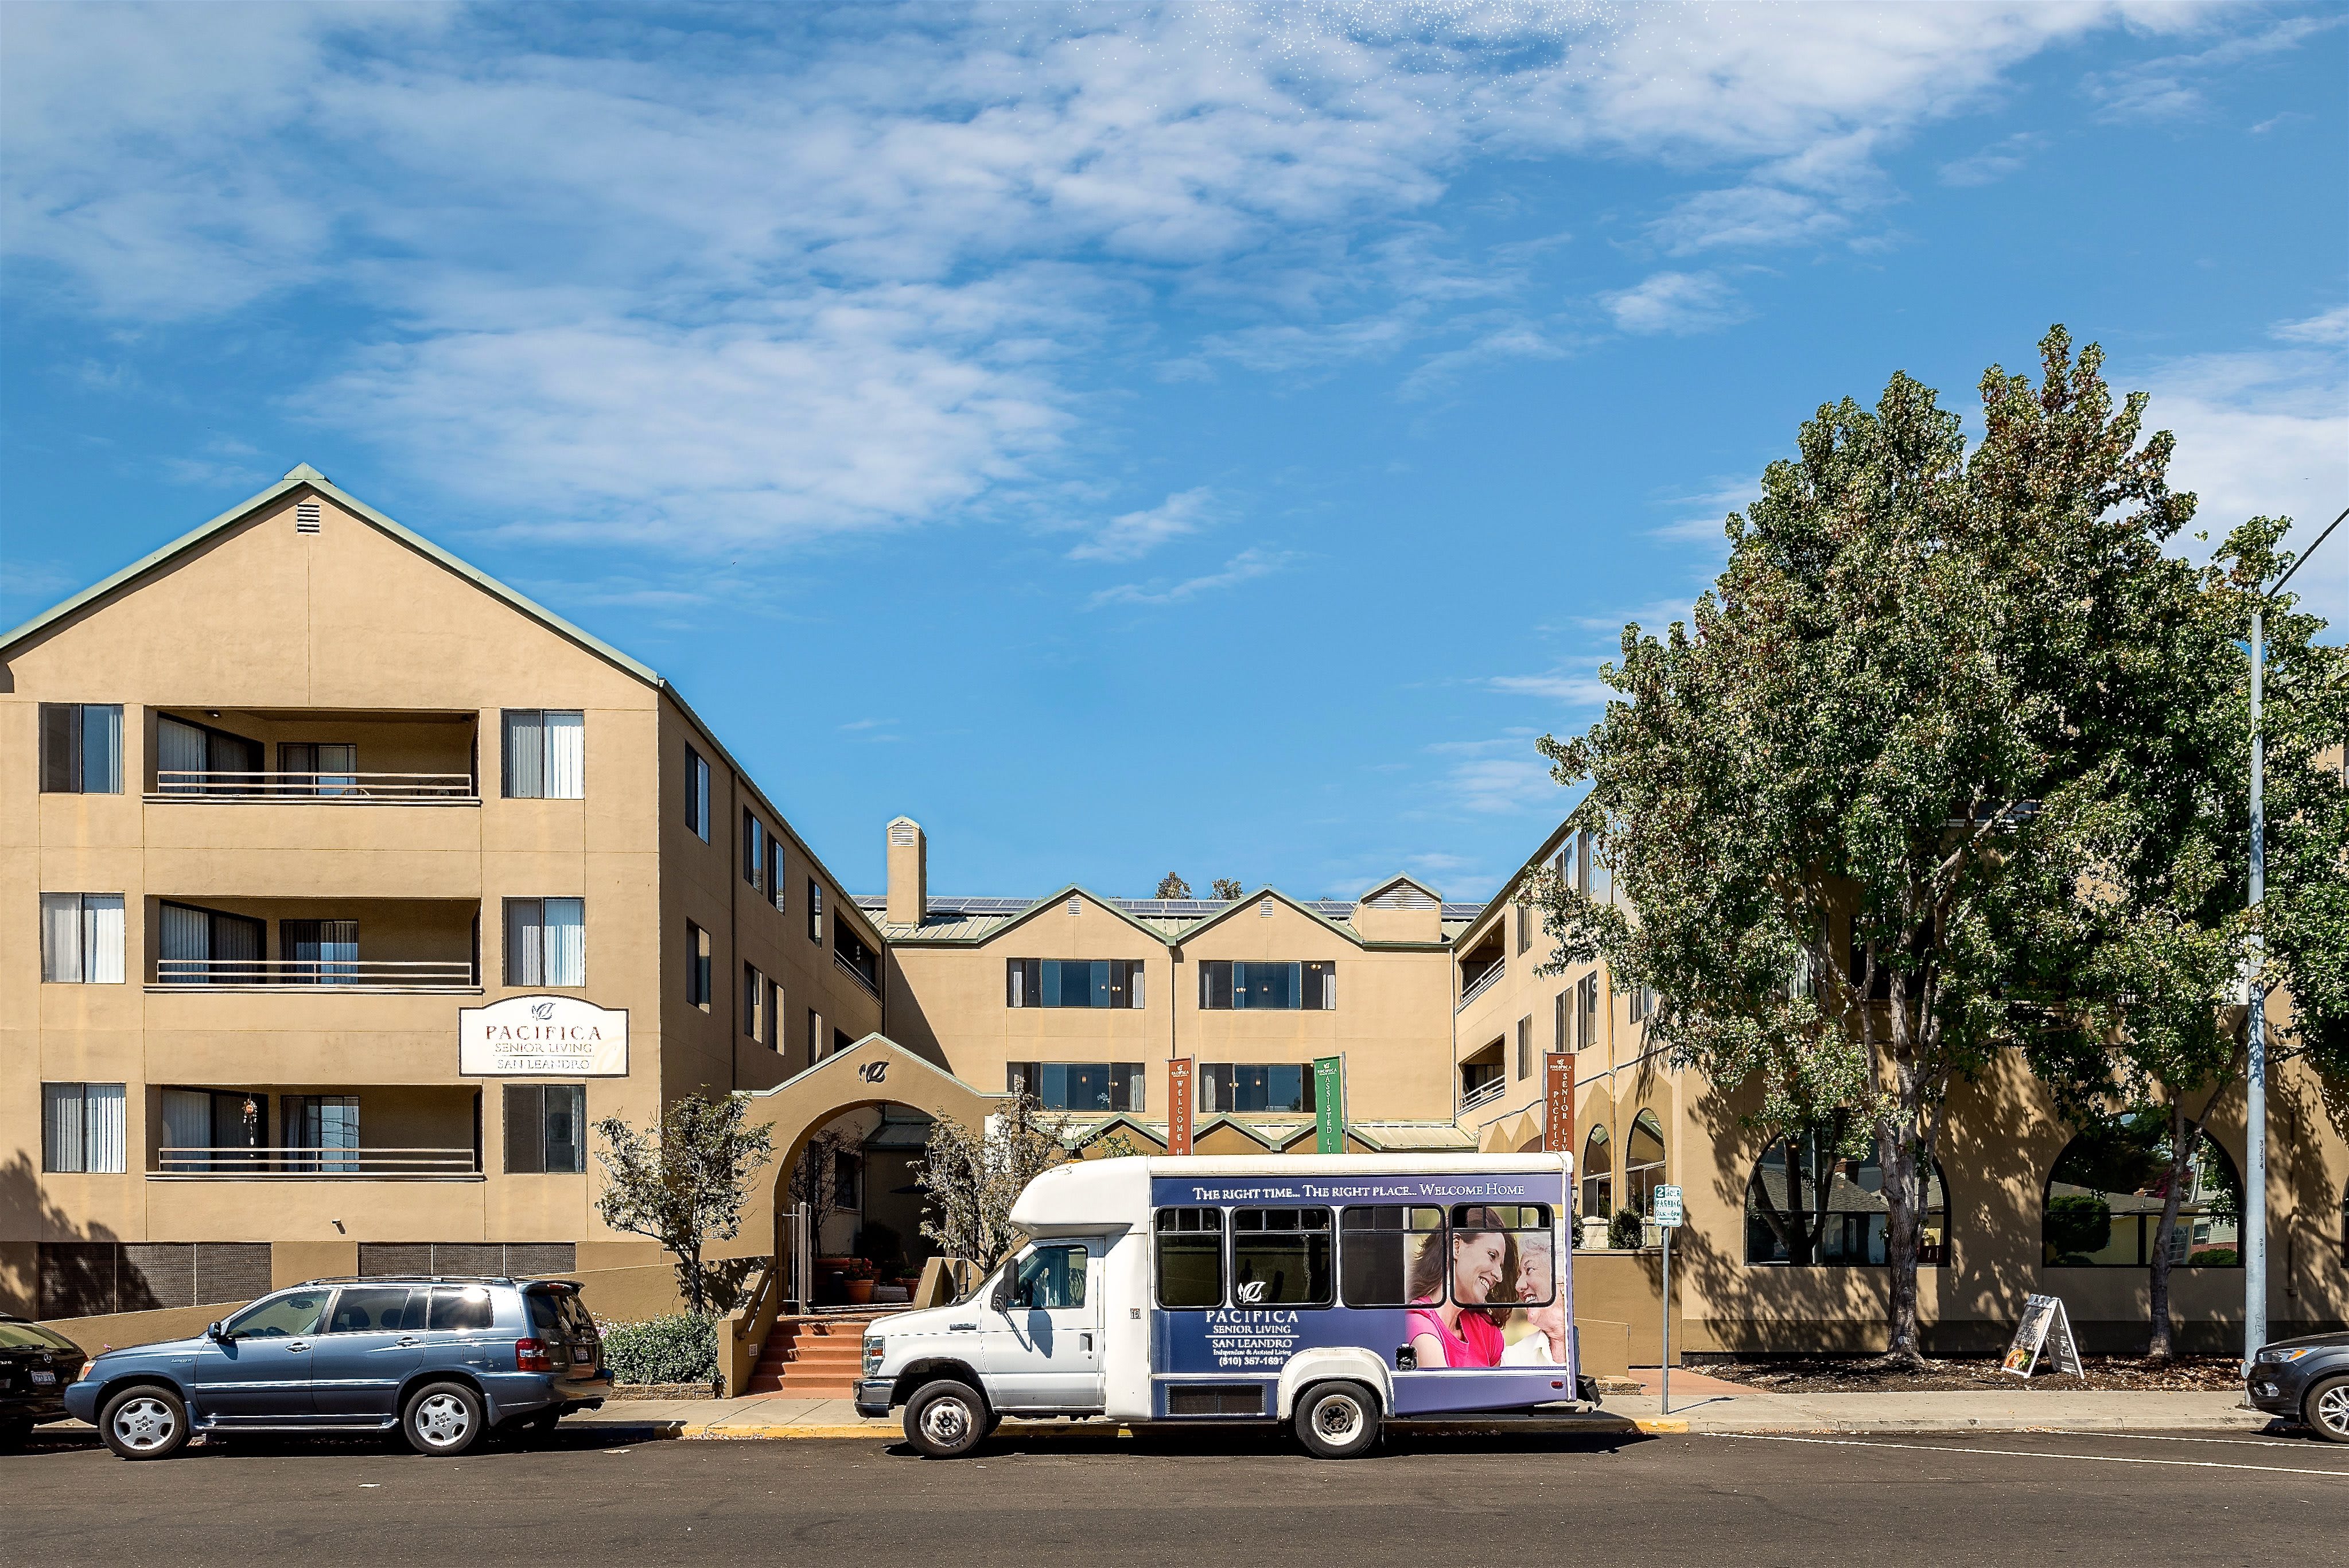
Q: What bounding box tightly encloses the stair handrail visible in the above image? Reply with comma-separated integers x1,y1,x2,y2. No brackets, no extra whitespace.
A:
721,1255,783,1399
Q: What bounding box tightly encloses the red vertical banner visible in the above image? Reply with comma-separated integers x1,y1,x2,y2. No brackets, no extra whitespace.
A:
1545,1050,1576,1185
1167,1057,1195,1155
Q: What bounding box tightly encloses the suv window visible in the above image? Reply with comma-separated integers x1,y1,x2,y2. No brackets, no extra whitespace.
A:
427,1285,495,1331
225,1290,329,1339
326,1286,423,1334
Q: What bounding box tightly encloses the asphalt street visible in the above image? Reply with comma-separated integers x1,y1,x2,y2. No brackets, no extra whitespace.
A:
5,1425,2344,1567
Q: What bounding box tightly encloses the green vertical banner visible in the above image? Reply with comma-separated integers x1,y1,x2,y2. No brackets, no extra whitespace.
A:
1313,1055,1345,1154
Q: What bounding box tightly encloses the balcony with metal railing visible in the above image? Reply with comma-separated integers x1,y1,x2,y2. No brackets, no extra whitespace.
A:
1456,958,1506,1012
147,1085,485,1181
145,898,481,994
145,706,480,806
153,956,477,990
151,769,476,803
1458,1075,1508,1115
151,1145,481,1178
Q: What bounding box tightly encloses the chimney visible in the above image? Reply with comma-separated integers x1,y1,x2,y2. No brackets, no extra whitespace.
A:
886,817,927,928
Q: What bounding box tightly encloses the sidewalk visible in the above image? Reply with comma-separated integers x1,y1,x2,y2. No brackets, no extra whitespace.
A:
573,1382,2280,1442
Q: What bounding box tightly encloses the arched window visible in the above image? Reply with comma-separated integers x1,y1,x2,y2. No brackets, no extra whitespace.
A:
2043,1114,2242,1268
1744,1130,1949,1266
1624,1111,1667,1217
1580,1125,1611,1220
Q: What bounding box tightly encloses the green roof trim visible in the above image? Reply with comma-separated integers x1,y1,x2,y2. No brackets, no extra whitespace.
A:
2,463,660,686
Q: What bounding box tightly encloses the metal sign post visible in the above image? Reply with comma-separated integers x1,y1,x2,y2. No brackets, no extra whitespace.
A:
1653,1184,1683,1417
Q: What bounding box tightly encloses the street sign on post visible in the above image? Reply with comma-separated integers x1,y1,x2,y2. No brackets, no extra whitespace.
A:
1653,1184,1683,1415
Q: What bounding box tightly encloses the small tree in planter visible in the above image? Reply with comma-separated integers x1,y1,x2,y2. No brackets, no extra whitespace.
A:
1608,1207,1646,1251
916,1092,1069,1277
593,1092,773,1318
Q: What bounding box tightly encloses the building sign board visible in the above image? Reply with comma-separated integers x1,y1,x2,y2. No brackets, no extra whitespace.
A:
1312,1056,1345,1154
1167,1057,1195,1155
1544,1052,1576,1166
459,995,629,1077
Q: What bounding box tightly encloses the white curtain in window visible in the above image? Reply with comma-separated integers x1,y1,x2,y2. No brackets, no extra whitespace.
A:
84,1083,126,1173
157,715,207,791
160,904,211,977
502,710,545,798
162,1090,212,1172
40,893,82,982
81,894,124,984
42,1083,85,1171
543,898,585,985
543,711,584,798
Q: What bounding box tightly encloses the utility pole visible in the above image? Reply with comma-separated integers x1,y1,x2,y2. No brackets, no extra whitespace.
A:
2243,505,2344,1373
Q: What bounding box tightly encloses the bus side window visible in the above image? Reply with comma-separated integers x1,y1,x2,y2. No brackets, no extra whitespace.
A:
1231,1207,1333,1308
1340,1205,1445,1308
1155,1207,1224,1308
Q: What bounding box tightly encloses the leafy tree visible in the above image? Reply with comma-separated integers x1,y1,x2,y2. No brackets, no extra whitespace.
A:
1535,328,2235,1365
593,1093,775,1318
788,1124,855,1258
1211,878,1244,901
1156,873,1193,899
914,1092,1069,1275
2044,1195,2113,1263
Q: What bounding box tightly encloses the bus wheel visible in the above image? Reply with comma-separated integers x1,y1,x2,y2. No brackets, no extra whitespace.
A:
1295,1381,1380,1460
904,1379,989,1459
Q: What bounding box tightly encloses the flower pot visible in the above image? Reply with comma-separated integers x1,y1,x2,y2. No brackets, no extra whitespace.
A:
846,1279,877,1305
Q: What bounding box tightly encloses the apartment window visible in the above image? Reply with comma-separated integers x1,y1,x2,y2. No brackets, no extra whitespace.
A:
283,1095,360,1173
504,898,585,986
744,963,767,1042
1201,1063,1315,1114
1005,1062,1145,1112
807,1010,822,1061
41,1083,126,1174
1515,1015,1533,1079
832,1150,861,1209
686,922,711,1007
1575,973,1599,1050
1006,959,1145,1009
807,880,823,942
1197,960,1335,1010
279,741,357,796
499,710,584,799
684,745,710,840
281,919,359,985
38,703,122,794
765,839,785,912
40,893,125,983
1554,990,1569,1051
1516,902,1531,955
158,902,265,985
156,715,259,793
504,1084,585,1174
743,810,766,893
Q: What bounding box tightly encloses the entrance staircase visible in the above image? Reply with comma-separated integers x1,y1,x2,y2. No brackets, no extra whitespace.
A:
745,1316,877,1396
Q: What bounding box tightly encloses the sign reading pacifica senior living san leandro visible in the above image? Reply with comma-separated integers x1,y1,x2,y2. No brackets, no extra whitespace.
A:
459,995,629,1077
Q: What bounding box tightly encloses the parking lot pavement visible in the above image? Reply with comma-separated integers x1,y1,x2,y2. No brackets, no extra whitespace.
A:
5,1425,2343,1567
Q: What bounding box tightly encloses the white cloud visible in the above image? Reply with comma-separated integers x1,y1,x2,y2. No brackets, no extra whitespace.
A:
1425,735,1559,816
1938,131,2045,187
1650,479,1760,544
2082,14,2342,123
2141,332,2348,618
1602,271,1748,336
1483,668,1616,707
2272,306,2349,347
1067,488,1216,562
1086,546,1300,609
1649,185,1844,254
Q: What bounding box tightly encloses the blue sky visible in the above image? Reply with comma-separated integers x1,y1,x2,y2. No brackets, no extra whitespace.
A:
4,3,2344,902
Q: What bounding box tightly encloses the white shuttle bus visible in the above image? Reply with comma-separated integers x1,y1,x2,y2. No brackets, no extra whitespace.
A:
855,1154,1589,1458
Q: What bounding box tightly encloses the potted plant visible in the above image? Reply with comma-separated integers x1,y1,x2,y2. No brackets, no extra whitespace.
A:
843,1256,878,1305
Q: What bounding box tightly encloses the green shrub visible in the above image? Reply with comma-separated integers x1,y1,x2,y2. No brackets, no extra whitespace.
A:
602,1314,718,1386
2187,1247,2239,1267
2045,1194,2112,1259
1608,1207,1646,1251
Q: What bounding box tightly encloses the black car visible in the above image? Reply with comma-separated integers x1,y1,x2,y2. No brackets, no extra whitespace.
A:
0,1313,86,1445
2246,1329,2349,1442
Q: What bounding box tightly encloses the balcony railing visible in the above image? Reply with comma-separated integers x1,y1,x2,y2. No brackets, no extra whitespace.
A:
153,958,478,991
1458,1076,1508,1115
834,951,882,999
1456,959,1506,1011
151,770,477,803
153,1146,481,1178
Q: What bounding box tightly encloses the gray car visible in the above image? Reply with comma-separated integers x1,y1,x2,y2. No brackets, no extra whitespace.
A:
63,1275,610,1460
2246,1328,2349,1442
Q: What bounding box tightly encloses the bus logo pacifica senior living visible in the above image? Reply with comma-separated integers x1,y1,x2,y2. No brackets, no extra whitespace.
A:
458,994,629,1076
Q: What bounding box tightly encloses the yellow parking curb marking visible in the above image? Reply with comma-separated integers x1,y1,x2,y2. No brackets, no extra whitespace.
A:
1635,1419,1689,1434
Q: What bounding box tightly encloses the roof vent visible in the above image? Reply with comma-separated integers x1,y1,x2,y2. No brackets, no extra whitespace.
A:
1067,897,1082,916
295,500,322,534
889,820,919,846
1367,883,1437,910
1259,897,1274,917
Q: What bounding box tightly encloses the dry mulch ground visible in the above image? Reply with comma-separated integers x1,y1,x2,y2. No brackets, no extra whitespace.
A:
1695,1355,2244,1392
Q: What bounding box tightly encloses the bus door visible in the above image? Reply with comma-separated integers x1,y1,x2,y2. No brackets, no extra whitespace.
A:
987,1240,1104,1411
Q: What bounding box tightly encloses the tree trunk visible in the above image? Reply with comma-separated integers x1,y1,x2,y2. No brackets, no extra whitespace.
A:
1878,1118,1926,1366
2145,1100,2194,1364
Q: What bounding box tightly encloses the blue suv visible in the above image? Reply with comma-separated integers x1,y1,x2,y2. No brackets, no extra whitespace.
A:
64,1276,609,1460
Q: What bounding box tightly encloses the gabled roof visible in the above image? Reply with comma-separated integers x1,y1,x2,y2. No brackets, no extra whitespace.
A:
1162,884,1434,951
1357,873,1442,906
1,463,659,686
865,884,1181,947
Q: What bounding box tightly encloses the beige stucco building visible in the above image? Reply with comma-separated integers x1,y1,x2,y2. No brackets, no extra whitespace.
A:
9,465,2344,1358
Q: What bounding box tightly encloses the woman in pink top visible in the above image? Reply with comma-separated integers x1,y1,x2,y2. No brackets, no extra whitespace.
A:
1404,1212,1518,1369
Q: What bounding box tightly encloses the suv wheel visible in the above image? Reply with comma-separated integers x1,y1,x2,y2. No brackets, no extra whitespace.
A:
2305,1374,2349,1444
1294,1380,1380,1460
402,1382,485,1456
100,1385,190,1461
903,1379,989,1459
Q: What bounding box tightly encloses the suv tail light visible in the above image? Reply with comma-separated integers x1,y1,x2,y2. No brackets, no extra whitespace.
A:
515,1338,553,1372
